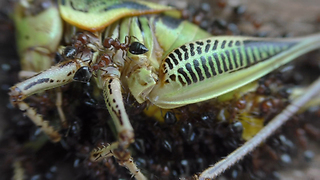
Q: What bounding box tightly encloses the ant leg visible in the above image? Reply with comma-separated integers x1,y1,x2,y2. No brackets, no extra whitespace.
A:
124,35,134,48
130,35,139,42
121,50,132,61
124,35,131,45
120,36,134,61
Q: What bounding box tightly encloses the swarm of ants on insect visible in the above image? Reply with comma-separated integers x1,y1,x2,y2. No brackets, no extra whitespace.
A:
1,0,320,180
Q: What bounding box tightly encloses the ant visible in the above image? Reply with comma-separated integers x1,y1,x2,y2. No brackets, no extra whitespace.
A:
74,53,113,83
103,36,148,56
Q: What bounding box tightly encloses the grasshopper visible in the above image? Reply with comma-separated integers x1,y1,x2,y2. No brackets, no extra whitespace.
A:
9,0,320,179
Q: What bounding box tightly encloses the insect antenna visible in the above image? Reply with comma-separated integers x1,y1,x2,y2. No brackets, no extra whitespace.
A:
199,76,320,179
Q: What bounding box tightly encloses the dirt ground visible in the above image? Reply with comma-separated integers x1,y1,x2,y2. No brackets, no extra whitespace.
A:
0,0,319,179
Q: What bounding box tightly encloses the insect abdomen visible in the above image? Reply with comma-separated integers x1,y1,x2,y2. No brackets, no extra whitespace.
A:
160,37,296,86
149,34,320,109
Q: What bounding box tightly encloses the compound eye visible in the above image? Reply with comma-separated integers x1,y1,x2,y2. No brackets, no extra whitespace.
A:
63,46,77,59
73,66,92,83
129,42,149,55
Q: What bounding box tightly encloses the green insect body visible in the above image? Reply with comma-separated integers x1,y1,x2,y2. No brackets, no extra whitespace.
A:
10,0,320,179
59,0,181,31
14,2,62,72
10,2,213,177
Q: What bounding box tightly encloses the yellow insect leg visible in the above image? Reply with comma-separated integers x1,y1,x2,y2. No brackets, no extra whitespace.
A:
9,60,81,142
102,76,134,148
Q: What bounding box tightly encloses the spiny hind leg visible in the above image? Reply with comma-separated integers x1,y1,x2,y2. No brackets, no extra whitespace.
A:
95,75,146,179
9,59,81,142
17,101,61,142
90,142,146,180
102,76,134,148
10,76,61,143
55,88,67,128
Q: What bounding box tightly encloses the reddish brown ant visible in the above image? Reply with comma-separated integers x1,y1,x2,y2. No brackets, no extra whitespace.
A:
103,36,148,57
91,53,112,72
73,32,100,50
74,53,112,83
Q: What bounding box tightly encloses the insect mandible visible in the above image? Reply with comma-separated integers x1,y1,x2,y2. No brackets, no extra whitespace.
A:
9,0,320,179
